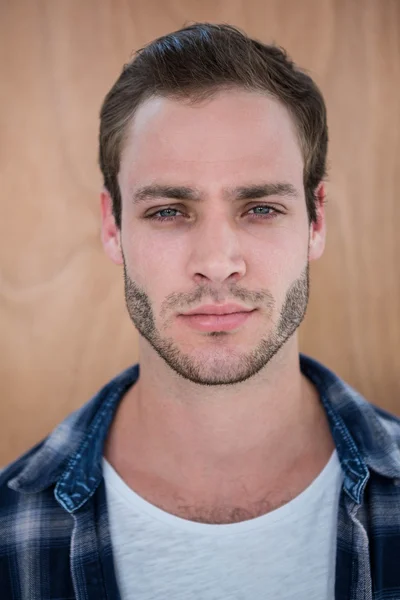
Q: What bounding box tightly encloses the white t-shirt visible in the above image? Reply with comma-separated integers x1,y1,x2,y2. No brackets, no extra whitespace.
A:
103,449,343,600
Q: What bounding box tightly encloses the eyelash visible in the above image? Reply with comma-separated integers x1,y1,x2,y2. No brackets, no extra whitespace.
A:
146,205,281,223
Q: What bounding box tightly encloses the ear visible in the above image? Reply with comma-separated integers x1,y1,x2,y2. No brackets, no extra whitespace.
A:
308,182,327,262
100,188,123,265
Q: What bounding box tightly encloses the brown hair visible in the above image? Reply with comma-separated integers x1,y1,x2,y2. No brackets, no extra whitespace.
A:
99,23,328,229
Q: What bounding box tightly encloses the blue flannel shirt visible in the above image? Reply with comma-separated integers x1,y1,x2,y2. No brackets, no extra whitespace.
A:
1,353,400,599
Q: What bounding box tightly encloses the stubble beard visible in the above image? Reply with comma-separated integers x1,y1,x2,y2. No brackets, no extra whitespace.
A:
122,257,309,386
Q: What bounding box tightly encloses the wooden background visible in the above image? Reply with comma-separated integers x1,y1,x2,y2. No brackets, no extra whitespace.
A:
1,0,399,466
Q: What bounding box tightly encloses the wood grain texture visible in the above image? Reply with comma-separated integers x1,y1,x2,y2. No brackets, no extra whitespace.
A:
1,0,399,464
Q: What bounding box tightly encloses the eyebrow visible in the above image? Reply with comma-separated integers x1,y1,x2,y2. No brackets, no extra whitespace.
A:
131,182,299,205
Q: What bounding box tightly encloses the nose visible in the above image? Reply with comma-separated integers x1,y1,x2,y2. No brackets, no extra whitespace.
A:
188,218,247,285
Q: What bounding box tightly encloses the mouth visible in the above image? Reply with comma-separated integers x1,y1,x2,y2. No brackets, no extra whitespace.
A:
179,309,257,332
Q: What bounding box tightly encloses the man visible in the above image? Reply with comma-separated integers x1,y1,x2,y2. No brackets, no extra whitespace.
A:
0,22,399,600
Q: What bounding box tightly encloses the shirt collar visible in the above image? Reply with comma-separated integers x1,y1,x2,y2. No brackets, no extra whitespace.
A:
8,355,400,511
8,365,140,509
301,354,400,500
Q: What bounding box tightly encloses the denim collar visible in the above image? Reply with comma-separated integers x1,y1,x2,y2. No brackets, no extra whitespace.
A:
9,354,400,511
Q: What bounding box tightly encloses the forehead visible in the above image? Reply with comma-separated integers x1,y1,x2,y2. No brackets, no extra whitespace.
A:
119,90,304,187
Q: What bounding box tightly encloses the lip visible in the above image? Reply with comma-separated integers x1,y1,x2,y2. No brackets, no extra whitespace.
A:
182,303,254,316
179,310,256,332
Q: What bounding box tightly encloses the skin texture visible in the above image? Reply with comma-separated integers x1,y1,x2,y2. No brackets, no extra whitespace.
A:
101,90,334,523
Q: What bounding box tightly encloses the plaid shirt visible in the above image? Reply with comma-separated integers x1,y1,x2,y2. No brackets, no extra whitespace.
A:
1,353,400,599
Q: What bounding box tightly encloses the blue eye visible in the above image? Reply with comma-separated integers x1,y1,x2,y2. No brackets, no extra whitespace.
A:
248,206,277,218
147,205,281,222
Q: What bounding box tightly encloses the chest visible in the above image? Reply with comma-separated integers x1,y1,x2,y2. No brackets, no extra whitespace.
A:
155,492,302,524
105,475,340,599
116,467,303,524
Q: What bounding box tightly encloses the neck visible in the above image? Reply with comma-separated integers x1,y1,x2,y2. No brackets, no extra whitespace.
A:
105,341,334,492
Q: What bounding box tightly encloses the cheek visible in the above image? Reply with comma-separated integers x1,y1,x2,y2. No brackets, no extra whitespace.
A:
252,225,308,272
251,232,309,309
122,228,185,287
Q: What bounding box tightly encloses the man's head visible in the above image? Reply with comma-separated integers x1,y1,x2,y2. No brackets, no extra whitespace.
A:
100,23,328,386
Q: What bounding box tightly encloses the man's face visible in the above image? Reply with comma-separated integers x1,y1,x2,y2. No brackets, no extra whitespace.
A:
103,89,325,386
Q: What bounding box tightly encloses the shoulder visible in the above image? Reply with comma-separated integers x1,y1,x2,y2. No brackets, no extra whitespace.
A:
0,438,47,507
0,438,77,598
368,401,400,450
